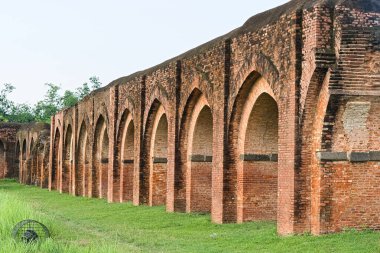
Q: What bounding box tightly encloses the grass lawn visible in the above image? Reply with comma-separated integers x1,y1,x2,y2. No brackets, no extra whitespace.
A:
0,179,379,252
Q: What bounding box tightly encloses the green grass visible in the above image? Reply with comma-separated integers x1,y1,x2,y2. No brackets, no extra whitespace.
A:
0,179,379,253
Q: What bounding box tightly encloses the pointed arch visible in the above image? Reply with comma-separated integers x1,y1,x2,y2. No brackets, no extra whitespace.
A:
176,88,213,213
62,124,73,193
226,72,278,223
22,139,27,160
117,109,135,202
150,106,168,206
52,128,60,190
35,142,44,187
93,114,109,198
30,137,34,151
29,137,37,185
21,139,27,183
176,88,202,211
42,143,50,188
76,120,90,196
186,95,212,213
15,140,20,179
140,99,168,206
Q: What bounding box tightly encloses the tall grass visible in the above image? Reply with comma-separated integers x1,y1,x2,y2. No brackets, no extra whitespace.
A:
0,190,118,253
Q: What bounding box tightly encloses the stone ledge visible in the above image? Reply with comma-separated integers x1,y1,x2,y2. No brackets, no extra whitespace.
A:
153,157,167,164
317,151,380,162
317,152,347,161
101,158,109,164
348,152,370,162
239,153,278,162
123,159,134,164
189,155,212,162
369,151,380,161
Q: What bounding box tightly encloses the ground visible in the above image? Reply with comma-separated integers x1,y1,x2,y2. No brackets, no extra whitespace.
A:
0,179,379,253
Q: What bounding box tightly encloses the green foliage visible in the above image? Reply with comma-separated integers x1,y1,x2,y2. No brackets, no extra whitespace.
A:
76,76,101,100
34,83,63,123
0,179,379,253
89,76,102,90
0,83,16,122
8,103,35,123
62,90,79,109
0,76,102,123
76,82,91,100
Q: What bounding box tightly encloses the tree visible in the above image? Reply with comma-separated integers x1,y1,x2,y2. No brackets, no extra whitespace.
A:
0,83,15,121
0,76,102,123
75,76,102,100
89,76,102,90
0,83,35,123
62,90,79,109
76,82,91,100
8,103,35,123
34,83,62,123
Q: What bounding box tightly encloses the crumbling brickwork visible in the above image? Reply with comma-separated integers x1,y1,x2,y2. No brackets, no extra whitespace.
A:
0,123,21,178
3,123,50,187
2,0,379,235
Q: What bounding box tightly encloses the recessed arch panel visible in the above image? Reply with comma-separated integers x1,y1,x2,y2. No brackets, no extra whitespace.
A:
77,121,90,196
186,95,213,213
226,73,278,223
62,125,73,193
140,99,168,206
52,129,60,190
117,109,135,202
93,115,109,198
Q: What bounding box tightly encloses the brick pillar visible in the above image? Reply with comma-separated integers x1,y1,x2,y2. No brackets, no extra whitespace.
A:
71,106,78,195
133,76,145,205
48,116,55,191
211,40,231,223
277,85,297,235
167,61,181,212
58,114,64,193
277,12,300,235
108,85,119,202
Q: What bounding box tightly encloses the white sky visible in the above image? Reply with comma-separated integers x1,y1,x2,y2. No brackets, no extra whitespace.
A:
0,0,288,104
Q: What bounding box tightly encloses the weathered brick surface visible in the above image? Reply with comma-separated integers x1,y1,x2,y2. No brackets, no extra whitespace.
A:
0,123,21,179
2,0,379,235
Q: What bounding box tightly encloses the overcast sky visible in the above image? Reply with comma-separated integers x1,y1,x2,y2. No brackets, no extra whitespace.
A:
0,0,288,104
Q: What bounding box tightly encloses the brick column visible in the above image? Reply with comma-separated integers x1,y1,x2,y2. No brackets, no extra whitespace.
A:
48,116,55,191
58,113,64,193
133,76,145,205
211,40,231,223
71,106,78,195
108,85,119,202
167,61,181,212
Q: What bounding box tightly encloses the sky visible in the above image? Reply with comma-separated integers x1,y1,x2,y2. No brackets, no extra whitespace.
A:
0,0,288,104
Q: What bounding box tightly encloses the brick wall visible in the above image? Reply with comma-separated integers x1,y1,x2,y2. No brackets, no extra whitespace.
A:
3,0,379,236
